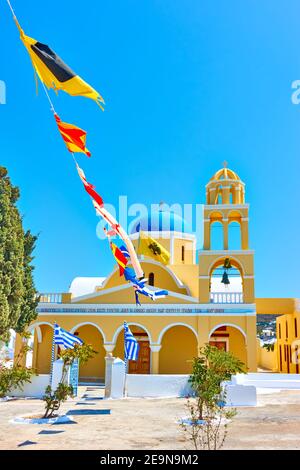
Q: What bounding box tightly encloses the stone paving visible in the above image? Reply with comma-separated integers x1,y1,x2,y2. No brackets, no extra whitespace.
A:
1,387,300,450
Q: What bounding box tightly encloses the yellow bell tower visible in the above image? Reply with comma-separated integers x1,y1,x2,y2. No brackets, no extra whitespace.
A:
199,163,255,305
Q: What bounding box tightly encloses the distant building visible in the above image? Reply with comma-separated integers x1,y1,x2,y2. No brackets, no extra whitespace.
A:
276,309,300,373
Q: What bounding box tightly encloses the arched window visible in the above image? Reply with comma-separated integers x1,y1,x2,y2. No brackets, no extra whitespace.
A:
210,262,243,303
228,221,241,250
181,245,185,262
149,272,154,286
210,221,224,250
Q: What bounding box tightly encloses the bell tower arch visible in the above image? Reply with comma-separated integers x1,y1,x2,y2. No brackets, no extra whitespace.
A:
199,163,255,304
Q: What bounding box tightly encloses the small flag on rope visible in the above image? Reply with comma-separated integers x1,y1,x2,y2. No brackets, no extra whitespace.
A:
132,282,168,304
138,231,170,265
124,322,139,361
110,242,129,276
55,114,91,157
76,162,104,208
119,245,130,259
54,323,83,349
13,16,105,109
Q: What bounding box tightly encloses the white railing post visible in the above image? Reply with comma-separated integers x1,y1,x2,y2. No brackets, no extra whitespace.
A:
210,292,244,304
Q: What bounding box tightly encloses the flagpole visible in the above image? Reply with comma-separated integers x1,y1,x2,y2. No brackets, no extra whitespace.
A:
123,324,128,397
49,322,56,388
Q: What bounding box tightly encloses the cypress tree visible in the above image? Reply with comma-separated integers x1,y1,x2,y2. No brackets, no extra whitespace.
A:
16,230,39,333
0,166,38,341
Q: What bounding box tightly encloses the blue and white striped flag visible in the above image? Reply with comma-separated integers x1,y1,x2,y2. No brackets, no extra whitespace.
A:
54,323,83,349
124,322,139,361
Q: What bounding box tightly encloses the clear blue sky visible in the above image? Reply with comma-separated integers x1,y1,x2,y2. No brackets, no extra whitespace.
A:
1,0,299,297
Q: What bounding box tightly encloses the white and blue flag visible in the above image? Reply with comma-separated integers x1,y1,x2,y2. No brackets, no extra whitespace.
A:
54,323,83,349
124,322,139,361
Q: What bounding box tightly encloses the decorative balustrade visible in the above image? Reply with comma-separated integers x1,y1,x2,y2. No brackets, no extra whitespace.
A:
210,292,244,304
39,293,63,304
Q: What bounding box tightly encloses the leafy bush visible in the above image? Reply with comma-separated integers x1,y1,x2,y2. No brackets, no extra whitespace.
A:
0,332,35,398
42,343,96,419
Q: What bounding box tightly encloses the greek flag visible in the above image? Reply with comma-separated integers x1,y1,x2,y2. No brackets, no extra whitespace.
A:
124,322,139,361
54,323,83,349
132,282,168,303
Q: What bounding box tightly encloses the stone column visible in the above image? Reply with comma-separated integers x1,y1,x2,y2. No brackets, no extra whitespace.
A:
150,344,161,374
241,218,249,249
234,186,241,204
203,220,211,250
14,333,26,367
222,185,230,204
209,187,217,204
223,218,229,250
197,319,210,351
104,352,115,397
246,316,257,372
32,334,39,370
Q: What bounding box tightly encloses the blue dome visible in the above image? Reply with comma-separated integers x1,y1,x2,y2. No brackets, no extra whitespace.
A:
130,210,192,234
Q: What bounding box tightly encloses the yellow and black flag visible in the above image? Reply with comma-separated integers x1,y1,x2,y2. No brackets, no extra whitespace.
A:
13,17,105,110
137,231,170,265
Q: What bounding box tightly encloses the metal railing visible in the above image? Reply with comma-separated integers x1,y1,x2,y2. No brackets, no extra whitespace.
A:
210,292,244,304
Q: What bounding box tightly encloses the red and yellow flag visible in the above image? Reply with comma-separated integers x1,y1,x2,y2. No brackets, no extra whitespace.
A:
110,242,128,276
55,114,91,157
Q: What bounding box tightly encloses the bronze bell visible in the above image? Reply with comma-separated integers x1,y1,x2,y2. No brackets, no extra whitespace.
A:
223,258,232,270
221,271,230,285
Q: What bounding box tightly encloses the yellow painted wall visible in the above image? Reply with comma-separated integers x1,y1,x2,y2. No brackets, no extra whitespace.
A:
256,339,278,371
171,264,199,298
36,325,53,374
159,326,198,374
27,314,257,373
256,298,297,315
173,239,194,265
75,325,105,380
225,326,247,366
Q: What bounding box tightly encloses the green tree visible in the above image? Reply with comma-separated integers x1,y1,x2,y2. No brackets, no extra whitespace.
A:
181,345,247,450
189,344,246,420
0,166,38,341
16,231,39,333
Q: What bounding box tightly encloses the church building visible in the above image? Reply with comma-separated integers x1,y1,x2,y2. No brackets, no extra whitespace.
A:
14,165,299,382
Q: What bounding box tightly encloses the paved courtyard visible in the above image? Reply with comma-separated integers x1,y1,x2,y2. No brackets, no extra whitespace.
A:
1,387,300,450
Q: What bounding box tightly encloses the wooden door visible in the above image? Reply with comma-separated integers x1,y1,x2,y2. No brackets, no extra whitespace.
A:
209,340,227,351
129,340,150,374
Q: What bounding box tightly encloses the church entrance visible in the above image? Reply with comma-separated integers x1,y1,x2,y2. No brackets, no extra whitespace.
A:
129,338,150,374
114,325,151,374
